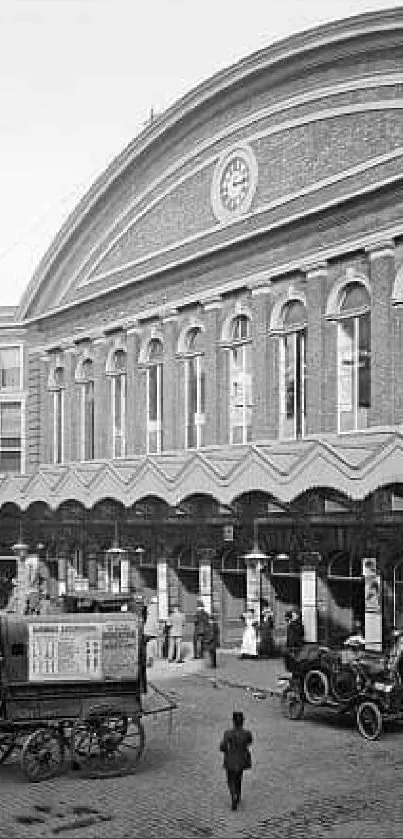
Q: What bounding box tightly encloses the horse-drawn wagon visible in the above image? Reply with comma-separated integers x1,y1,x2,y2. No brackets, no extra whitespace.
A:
0,608,175,781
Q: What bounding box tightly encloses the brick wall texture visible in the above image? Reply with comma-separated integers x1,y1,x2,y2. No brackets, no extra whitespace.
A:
5,15,403,471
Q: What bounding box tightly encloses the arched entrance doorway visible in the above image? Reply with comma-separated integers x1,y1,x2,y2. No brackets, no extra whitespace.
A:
220,547,247,648
326,552,364,646
269,554,301,649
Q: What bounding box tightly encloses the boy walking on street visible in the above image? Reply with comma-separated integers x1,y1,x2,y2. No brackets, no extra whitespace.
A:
219,711,253,811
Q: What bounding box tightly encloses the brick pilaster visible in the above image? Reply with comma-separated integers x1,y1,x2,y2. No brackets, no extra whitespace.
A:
162,311,179,451
305,264,327,434
39,356,51,464
64,349,78,463
126,328,143,455
367,242,395,427
203,298,223,446
93,339,109,460
250,283,272,441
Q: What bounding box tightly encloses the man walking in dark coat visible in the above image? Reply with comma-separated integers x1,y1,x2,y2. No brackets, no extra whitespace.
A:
219,711,253,810
205,614,220,668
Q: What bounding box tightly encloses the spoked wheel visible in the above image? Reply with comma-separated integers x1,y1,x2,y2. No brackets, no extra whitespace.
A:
21,728,64,782
356,701,383,741
304,669,329,706
123,717,145,764
71,707,143,778
0,733,16,764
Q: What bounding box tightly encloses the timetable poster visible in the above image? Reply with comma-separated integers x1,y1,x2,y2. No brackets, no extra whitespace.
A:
28,620,139,681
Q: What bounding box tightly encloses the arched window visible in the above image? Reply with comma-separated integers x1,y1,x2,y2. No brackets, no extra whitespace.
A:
229,315,252,444
109,349,127,458
279,300,307,439
77,357,94,461
50,366,64,464
337,282,371,432
147,339,163,454
185,327,205,449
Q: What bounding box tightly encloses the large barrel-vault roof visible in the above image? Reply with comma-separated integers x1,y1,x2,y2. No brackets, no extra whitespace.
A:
18,8,403,324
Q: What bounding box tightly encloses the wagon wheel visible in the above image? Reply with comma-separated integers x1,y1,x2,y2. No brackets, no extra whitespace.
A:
71,707,143,778
21,728,64,782
0,732,16,764
356,700,383,741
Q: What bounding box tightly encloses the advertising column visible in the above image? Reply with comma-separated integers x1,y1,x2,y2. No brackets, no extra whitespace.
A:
246,560,260,622
198,548,214,614
301,553,321,642
157,558,169,621
363,557,382,651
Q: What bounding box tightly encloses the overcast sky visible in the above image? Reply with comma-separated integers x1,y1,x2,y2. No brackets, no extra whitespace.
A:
0,0,401,307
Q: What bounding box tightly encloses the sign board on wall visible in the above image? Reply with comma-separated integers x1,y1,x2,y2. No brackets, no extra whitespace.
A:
157,561,168,620
28,620,139,682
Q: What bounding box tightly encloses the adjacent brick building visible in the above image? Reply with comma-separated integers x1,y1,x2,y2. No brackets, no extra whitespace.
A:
2,9,403,649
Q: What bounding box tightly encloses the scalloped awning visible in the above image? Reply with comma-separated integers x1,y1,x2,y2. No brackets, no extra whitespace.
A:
1,430,402,511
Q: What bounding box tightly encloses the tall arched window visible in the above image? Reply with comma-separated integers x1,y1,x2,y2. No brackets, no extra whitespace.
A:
78,358,94,461
229,315,252,444
110,349,126,458
185,327,205,449
147,339,163,453
50,366,64,464
279,300,307,439
337,282,371,432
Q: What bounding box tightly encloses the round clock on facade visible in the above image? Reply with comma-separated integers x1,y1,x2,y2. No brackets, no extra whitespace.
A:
211,145,258,222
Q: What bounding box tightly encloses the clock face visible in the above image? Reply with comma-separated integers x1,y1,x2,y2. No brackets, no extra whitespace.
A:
211,145,257,222
219,156,251,212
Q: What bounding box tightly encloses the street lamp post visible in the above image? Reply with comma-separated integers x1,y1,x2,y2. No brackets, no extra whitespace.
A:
243,518,269,626
106,521,129,593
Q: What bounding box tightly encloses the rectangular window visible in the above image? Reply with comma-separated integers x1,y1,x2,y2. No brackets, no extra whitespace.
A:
53,390,64,464
338,314,370,432
0,402,22,473
82,381,94,460
280,331,306,439
229,345,252,444
147,364,163,453
112,375,126,458
0,347,20,390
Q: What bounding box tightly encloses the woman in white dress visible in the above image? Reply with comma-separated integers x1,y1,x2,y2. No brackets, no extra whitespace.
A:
240,608,258,658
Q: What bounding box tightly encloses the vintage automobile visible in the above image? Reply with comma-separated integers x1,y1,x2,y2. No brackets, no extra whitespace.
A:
279,642,403,740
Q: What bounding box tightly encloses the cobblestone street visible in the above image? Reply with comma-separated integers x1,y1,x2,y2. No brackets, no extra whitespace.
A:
0,657,403,838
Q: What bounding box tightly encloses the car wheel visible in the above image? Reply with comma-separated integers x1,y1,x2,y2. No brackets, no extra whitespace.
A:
356,700,382,740
304,669,329,705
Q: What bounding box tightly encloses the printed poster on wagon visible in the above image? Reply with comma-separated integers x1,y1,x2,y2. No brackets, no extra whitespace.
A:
28,620,139,682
